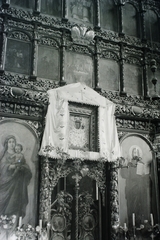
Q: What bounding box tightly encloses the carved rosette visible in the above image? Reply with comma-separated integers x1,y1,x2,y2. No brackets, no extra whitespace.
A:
109,161,119,240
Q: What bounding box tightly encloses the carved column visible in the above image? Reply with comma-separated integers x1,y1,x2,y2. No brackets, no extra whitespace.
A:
34,0,41,14
0,17,7,74
109,161,119,240
72,173,82,240
140,2,146,42
39,157,51,224
143,47,149,99
94,37,101,91
30,24,39,81
62,0,68,22
119,43,126,96
118,2,125,37
60,30,66,86
95,0,101,29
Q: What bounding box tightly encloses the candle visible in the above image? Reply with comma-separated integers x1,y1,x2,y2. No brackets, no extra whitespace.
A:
96,182,98,200
132,213,135,226
124,223,127,229
39,219,42,229
47,223,50,239
18,216,22,228
150,213,154,226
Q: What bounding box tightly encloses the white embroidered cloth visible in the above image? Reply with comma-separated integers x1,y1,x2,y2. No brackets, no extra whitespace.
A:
39,82,121,161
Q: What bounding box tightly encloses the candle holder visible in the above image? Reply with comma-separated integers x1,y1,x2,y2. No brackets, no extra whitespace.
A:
130,220,160,239
120,224,128,240
113,224,129,240
133,226,136,239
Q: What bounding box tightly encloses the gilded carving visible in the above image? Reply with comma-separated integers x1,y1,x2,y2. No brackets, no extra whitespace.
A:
100,50,119,61
125,56,142,66
8,31,32,41
71,25,95,44
39,37,60,48
66,44,93,55
109,161,119,240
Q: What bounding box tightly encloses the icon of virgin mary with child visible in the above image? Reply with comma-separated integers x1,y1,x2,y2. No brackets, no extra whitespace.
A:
0,135,32,219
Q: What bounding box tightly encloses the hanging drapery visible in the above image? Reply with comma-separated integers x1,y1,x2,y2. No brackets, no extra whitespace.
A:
39,82,121,161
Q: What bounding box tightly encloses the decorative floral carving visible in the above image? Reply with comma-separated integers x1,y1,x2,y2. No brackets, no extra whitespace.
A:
100,50,119,61
124,56,142,66
66,44,93,55
8,31,32,41
8,19,34,31
71,25,95,44
109,161,120,240
39,37,60,48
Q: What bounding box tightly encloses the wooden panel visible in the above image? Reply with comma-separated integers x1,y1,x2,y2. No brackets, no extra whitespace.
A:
68,0,94,24
123,3,138,37
100,0,118,32
37,45,59,80
11,0,34,9
99,58,119,91
5,39,31,75
124,64,142,95
41,0,62,17
65,52,93,87
144,9,159,42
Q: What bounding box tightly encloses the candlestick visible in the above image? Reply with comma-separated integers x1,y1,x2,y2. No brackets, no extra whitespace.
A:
132,213,135,226
150,213,154,226
18,216,22,228
47,223,50,239
39,219,42,230
96,182,99,200
124,223,127,229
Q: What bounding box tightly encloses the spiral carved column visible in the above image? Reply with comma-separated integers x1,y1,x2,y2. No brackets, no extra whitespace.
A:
39,157,51,224
110,161,119,240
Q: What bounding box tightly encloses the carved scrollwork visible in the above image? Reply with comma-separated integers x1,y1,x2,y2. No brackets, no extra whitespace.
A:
78,192,98,240
100,50,119,61
49,191,73,239
39,158,106,225
38,26,62,37
39,157,51,222
8,19,34,31
109,161,120,240
66,43,93,56
39,37,60,48
98,39,120,51
124,56,142,66
116,118,155,132
0,72,59,91
8,30,32,41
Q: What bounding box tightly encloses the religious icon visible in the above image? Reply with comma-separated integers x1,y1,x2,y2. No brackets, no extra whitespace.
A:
119,135,152,228
0,119,39,240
